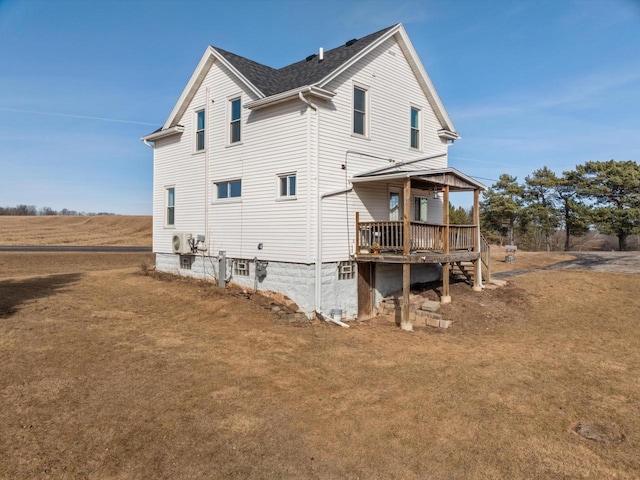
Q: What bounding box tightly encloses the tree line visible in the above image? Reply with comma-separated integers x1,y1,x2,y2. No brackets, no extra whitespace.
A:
480,160,640,251
0,205,116,216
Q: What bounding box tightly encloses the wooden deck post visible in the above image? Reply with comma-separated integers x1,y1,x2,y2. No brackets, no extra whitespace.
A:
441,185,451,304
472,189,482,291
401,177,412,331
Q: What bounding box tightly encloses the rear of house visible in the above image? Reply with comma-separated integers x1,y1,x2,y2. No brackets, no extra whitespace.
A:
142,23,485,322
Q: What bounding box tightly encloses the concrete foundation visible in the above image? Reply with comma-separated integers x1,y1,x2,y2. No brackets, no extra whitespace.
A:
155,253,357,319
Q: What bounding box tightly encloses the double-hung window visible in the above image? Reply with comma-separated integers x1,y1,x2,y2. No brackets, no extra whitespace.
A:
410,107,420,149
216,180,242,199
230,98,241,144
195,110,205,151
278,173,296,198
353,86,367,136
166,187,175,226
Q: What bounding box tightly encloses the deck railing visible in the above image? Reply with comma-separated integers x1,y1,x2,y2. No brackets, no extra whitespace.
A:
356,220,477,254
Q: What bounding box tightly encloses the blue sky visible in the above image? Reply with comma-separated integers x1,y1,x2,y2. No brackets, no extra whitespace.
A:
0,0,639,214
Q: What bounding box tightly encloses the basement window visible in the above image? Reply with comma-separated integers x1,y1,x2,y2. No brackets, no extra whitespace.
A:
338,261,356,280
180,255,193,270
234,259,250,276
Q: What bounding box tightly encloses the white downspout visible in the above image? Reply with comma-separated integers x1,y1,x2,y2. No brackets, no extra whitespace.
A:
203,87,210,257
298,89,326,321
143,139,153,148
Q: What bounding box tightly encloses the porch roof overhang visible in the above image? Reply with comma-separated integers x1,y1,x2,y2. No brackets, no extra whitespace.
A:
351,167,486,192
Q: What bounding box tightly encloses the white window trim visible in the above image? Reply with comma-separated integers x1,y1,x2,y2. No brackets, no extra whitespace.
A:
410,105,421,151
164,185,176,228
193,107,205,154
213,178,243,203
351,82,370,139
228,95,242,146
276,172,297,201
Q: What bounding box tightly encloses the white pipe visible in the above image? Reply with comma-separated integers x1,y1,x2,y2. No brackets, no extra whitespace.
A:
142,139,153,148
298,90,323,317
204,87,211,278
328,316,349,328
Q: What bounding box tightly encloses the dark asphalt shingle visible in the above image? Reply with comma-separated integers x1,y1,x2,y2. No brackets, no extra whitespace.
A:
212,24,398,97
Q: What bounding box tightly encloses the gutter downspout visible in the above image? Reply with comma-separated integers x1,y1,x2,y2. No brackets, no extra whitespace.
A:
143,139,153,148
298,90,325,320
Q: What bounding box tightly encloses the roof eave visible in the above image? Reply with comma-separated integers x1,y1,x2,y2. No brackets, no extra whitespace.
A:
352,167,486,191
245,85,335,110
140,125,185,142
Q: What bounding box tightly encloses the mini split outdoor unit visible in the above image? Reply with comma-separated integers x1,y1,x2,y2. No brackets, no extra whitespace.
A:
172,233,193,254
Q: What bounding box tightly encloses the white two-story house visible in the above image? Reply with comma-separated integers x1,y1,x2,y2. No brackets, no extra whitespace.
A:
142,23,488,328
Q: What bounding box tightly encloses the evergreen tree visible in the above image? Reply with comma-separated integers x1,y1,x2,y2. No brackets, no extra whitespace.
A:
480,174,524,245
566,160,640,251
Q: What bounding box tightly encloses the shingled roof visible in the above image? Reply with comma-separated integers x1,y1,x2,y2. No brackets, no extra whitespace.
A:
212,24,398,97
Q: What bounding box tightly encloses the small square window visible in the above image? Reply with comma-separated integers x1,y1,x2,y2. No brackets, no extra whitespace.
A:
338,261,356,280
278,173,296,198
230,98,241,143
216,180,242,199
234,259,250,276
195,110,205,151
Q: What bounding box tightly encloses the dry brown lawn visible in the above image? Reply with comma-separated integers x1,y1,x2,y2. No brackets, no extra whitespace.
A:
1,252,639,479
489,245,576,274
0,216,152,246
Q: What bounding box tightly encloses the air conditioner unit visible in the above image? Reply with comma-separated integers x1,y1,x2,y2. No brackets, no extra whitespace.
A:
172,233,193,254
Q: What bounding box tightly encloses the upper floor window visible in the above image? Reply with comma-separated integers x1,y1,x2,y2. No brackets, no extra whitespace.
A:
195,110,205,151
216,179,242,199
278,173,296,198
166,187,175,226
410,107,420,149
230,98,241,144
353,86,367,136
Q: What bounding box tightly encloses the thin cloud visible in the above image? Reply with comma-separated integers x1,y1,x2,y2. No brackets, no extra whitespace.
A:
0,107,158,126
454,65,640,120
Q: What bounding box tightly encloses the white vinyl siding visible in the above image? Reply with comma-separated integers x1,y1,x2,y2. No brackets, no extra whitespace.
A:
318,36,448,262
152,59,309,262
152,34,449,265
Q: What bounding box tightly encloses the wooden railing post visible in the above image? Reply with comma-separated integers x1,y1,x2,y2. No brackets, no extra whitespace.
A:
472,189,482,291
355,211,360,254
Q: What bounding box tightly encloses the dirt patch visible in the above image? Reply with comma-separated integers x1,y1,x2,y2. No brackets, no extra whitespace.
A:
573,422,625,445
1,253,640,479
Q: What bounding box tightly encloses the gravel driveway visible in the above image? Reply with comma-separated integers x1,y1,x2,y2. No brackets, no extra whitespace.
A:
495,251,640,279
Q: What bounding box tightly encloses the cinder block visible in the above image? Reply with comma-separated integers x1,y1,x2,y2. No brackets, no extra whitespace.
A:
426,317,440,328
439,319,452,329
415,310,442,321
490,279,507,287
413,315,426,327
421,300,441,312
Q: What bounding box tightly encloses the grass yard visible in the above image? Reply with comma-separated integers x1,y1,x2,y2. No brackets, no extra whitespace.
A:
1,251,639,479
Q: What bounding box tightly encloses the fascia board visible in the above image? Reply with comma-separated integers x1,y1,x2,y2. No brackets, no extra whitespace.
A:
141,125,185,142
